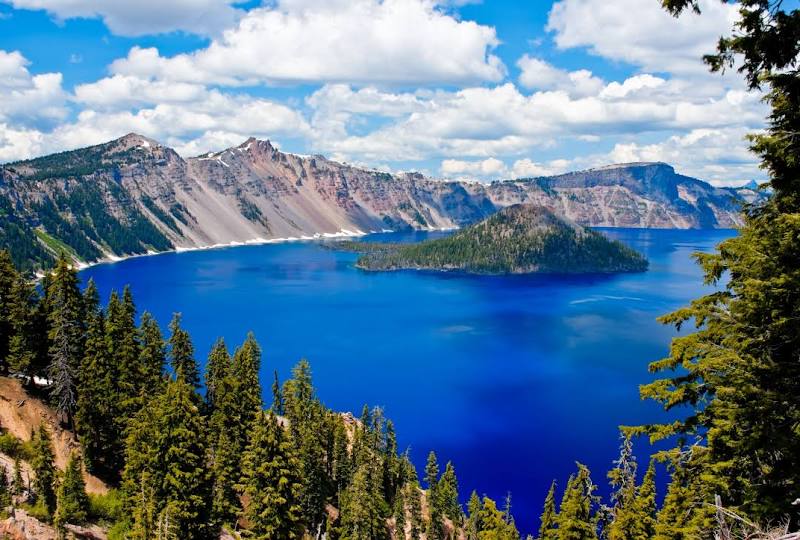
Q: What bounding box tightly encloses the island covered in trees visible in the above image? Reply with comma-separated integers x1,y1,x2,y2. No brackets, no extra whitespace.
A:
337,204,648,275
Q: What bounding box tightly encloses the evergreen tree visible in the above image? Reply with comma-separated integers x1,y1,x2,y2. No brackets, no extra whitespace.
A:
138,311,166,393
204,338,230,414
0,464,11,510
605,435,638,540
632,461,657,540
283,360,329,532
438,461,462,525
230,332,263,435
210,428,239,529
271,370,283,415
12,458,24,498
168,313,200,389
31,425,57,515
641,0,800,526
0,249,18,375
465,491,482,540
555,464,597,540
54,453,89,529
107,287,143,424
407,480,423,540
477,496,520,540
339,463,389,540
425,451,444,540
123,378,213,540
538,481,558,540
75,306,121,478
46,254,84,426
239,411,304,540
7,274,38,380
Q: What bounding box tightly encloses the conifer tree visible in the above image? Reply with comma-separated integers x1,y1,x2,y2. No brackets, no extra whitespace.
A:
283,360,329,532
438,462,462,525
107,287,143,424
332,418,353,497
239,411,304,540
123,378,213,540
425,451,444,540
339,462,389,540
75,306,120,478
54,453,89,529
0,464,11,511
210,428,239,529
167,313,200,389
555,464,597,540
477,496,520,540
465,491,482,540
407,480,423,540
632,461,656,540
231,332,263,435
0,249,18,375
7,273,38,380
641,0,800,526
11,458,24,498
31,425,57,515
538,481,558,540
138,311,166,393
271,370,283,415
204,338,230,414
47,254,84,426
393,480,407,539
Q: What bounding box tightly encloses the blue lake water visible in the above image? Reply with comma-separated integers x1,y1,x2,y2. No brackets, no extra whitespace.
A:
81,228,734,534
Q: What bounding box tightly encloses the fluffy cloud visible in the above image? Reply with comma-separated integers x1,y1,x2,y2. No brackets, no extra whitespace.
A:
605,127,762,185
0,50,67,129
110,0,505,85
441,157,508,178
511,158,572,178
547,0,738,74
2,0,243,36
517,55,604,97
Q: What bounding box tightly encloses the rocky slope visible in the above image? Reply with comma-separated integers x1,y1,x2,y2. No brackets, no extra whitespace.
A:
0,133,762,270
351,204,649,274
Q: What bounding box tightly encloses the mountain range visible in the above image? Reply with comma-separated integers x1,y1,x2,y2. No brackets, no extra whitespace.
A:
0,133,763,270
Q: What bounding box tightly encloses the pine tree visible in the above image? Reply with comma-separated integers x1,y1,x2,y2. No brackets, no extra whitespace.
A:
538,481,558,540
339,462,389,540
46,254,84,426
210,428,239,529
75,306,121,478
477,496,520,540
168,313,200,389
425,451,444,540
11,458,24,498
239,411,304,540
407,480,423,540
123,378,213,540
465,491,482,540
107,287,143,424
54,453,89,529
555,464,597,540
31,424,57,516
606,435,638,540
271,370,283,415
230,332,263,435
642,0,800,526
632,461,657,540
438,461,462,525
393,479,407,539
6,273,38,380
204,338,230,414
0,464,11,510
0,249,18,375
138,311,166,393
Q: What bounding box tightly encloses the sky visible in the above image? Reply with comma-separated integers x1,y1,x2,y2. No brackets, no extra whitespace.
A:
0,0,778,186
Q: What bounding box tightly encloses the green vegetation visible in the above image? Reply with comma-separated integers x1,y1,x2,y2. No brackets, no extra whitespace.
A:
33,229,81,261
352,205,648,274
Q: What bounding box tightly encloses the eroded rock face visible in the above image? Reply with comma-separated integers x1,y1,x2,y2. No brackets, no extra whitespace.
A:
0,134,762,267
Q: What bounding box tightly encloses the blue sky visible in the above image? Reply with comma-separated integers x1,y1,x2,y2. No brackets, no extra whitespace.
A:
0,0,775,185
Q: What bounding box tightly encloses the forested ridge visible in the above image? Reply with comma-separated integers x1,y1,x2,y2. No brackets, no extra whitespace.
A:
350,205,648,274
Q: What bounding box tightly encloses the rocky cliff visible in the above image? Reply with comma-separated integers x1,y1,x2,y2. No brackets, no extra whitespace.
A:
0,133,762,270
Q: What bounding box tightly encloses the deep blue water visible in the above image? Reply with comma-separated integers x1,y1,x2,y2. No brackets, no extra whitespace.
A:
81,228,734,534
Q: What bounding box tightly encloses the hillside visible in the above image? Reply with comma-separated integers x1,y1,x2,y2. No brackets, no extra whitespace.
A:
0,134,761,271
352,204,649,274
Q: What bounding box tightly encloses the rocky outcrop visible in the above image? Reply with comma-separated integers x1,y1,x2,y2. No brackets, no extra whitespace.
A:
0,134,764,270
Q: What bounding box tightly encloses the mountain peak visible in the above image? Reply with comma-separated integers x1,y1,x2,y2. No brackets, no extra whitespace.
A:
114,132,160,150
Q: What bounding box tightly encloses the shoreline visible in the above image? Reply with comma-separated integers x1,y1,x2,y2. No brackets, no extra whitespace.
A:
66,226,459,274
